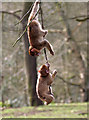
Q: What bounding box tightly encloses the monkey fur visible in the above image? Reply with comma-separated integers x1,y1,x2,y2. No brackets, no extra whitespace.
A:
27,0,54,56
36,63,57,105
28,46,40,56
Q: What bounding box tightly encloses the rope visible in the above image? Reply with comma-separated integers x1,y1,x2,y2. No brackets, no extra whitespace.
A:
40,1,49,65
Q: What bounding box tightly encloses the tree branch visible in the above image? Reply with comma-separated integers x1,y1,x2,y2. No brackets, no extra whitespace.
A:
76,16,89,22
48,29,66,34
12,26,27,47
15,3,34,26
56,75,85,91
45,15,88,28
0,10,22,20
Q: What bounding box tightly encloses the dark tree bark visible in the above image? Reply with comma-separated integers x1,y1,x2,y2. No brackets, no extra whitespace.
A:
84,4,89,102
22,2,43,106
84,15,89,101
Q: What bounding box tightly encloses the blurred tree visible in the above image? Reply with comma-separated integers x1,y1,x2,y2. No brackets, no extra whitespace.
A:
57,2,88,102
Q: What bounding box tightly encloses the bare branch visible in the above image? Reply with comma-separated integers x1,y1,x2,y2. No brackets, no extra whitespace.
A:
15,3,34,26
69,15,89,21
72,22,83,34
76,16,89,22
12,26,27,47
56,75,85,91
46,15,88,28
48,29,66,34
0,10,22,20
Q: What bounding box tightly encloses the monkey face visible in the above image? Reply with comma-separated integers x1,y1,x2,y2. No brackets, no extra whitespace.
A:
29,47,40,56
39,64,49,77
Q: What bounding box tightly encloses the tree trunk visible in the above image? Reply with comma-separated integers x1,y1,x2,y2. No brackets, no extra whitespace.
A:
22,2,43,106
84,8,89,101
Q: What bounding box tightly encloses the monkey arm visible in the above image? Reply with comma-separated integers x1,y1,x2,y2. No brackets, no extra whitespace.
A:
32,0,39,18
39,39,54,55
47,71,56,84
44,39,54,55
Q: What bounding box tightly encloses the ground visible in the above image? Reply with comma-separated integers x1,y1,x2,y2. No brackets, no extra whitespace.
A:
1,103,87,118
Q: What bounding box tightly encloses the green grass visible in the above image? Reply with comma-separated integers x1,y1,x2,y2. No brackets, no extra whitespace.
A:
2,103,87,118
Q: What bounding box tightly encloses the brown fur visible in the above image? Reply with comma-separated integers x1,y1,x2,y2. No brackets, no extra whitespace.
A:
27,0,54,56
28,46,40,56
36,64,57,105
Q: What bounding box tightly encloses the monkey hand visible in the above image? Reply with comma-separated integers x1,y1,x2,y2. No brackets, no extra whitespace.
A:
52,70,57,77
53,70,57,75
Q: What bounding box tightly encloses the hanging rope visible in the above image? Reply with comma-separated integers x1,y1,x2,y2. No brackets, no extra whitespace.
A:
40,1,49,65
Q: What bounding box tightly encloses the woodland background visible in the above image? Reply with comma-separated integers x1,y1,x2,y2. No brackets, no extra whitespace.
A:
0,1,89,114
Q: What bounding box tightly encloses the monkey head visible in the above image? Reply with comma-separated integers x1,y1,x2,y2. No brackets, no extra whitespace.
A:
38,64,50,77
29,46,40,56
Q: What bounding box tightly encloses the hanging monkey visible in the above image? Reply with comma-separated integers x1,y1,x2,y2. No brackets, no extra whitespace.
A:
27,0,54,56
36,63,57,105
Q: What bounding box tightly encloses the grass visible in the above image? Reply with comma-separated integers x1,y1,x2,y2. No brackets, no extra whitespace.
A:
1,102,87,118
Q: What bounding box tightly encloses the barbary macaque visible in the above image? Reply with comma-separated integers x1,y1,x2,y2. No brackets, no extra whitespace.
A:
36,63,57,105
27,0,54,56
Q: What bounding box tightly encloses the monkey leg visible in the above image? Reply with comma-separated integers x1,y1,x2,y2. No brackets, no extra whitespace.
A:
40,39,54,55
29,0,40,21
43,93,54,105
48,86,54,96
